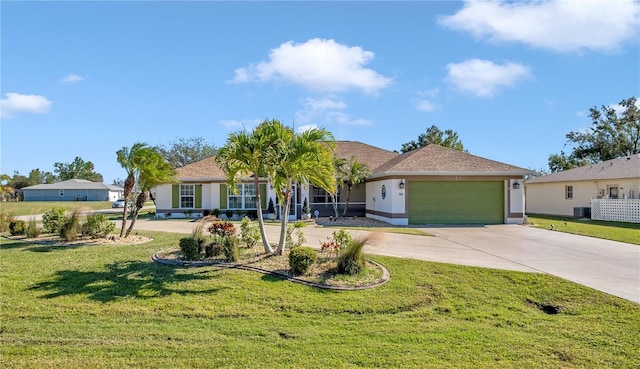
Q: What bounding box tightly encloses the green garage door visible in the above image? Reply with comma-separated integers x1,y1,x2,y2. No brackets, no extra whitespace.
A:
408,181,504,224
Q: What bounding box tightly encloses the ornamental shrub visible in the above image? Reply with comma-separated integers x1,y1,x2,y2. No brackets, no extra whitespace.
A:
60,211,81,242
208,220,236,237
82,213,116,238
0,211,15,233
191,224,207,253
223,236,239,262
179,237,200,260
9,220,27,236
240,217,260,248
42,208,67,234
26,218,41,238
289,246,317,276
337,238,366,275
285,221,306,248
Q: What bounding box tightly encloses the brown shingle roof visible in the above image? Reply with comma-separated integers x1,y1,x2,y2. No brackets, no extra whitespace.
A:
526,154,640,184
332,141,399,171
372,144,532,177
176,157,226,180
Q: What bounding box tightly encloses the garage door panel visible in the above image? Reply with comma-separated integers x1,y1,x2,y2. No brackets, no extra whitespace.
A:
408,181,503,224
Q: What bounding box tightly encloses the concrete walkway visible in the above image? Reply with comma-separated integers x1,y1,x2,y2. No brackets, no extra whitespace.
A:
117,218,640,304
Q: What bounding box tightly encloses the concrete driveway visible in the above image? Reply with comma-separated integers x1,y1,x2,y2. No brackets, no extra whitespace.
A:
120,219,640,303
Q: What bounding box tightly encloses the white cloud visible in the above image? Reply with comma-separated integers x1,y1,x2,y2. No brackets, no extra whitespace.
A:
296,124,318,134
416,99,438,112
61,74,85,83
294,97,372,126
231,38,392,94
0,92,52,119
445,59,531,97
439,0,640,52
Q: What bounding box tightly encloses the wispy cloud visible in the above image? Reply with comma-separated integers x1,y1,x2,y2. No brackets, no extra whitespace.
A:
231,38,392,94
446,59,531,97
61,74,85,83
416,100,438,112
439,0,639,52
219,119,261,131
0,92,52,119
294,97,372,127
296,124,318,133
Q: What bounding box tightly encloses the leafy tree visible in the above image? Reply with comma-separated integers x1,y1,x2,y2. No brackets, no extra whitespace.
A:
54,156,103,182
116,143,149,237
28,169,56,185
216,122,278,254
125,147,175,237
548,96,639,172
341,157,371,216
401,125,466,153
157,137,217,168
267,122,336,255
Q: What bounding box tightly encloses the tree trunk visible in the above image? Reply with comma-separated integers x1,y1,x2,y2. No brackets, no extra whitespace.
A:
342,184,353,217
125,191,147,237
275,181,292,255
119,174,135,237
254,177,274,254
331,193,339,218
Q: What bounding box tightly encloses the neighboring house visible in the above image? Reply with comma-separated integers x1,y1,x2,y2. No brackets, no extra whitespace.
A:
524,154,640,220
155,142,531,225
22,179,124,202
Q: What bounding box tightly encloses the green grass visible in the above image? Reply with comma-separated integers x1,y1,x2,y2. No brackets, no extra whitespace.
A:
1,232,638,368
527,214,640,245
0,201,115,216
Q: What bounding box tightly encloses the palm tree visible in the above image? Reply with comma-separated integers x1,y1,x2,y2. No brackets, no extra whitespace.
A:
268,124,336,255
216,121,279,254
330,157,347,219
125,148,175,237
116,142,149,237
342,157,371,216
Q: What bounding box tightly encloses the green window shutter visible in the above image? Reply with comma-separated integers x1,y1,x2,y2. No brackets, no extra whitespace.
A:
219,184,227,209
259,184,267,208
195,185,202,208
172,185,179,208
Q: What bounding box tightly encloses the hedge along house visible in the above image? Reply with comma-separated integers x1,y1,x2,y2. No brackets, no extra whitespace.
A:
22,179,123,202
366,145,531,225
155,141,531,225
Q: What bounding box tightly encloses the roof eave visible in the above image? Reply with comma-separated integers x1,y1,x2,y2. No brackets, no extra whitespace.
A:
370,170,532,179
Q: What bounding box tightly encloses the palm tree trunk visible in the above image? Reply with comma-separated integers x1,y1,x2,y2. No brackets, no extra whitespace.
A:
254,177,274,254
125,191,147,237
331,193,339,218
342,185,353,217
275,181,292,255
119,174,135,237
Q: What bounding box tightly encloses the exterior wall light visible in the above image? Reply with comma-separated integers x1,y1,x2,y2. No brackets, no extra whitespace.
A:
399,179,405,189
512,181,520,190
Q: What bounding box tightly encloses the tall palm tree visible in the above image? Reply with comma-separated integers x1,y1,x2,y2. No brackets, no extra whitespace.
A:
125,148,175,237
116,142,148,237
216,121,278,254
268,124,336,255
330,157,347,219
342,157,371,216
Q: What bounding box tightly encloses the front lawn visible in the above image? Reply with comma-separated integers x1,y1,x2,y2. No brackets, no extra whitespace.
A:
1,201,115,216
526,214,640,245
1,232,638,368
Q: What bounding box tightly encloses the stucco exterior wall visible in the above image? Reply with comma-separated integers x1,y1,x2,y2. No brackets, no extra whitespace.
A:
525,178,640,217
506,179,525,224
365,179,408,225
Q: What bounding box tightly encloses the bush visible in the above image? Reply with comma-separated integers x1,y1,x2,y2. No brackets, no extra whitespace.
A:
179,237,200,260
286,221,306,248
191,224,208,253
240,217,260,248
225,209,233,219
204,242,222,258
42,208,67,234
203,209,211,217
223,236,240,262
208,220,236,237
337,238,366,275
60,211,80,242
289,246,318,276
321,228,353,255
27,218,41,238
9,220,27,236
212,208,221,217
0,211,15,233
82,213,116,238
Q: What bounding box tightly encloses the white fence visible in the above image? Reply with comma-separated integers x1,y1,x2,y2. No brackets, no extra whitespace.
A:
591,199,640,223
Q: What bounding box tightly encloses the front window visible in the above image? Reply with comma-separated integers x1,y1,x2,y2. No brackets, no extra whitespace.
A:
565,185,573,199
228,184,257,209
180,184,194,208
312,186,334,203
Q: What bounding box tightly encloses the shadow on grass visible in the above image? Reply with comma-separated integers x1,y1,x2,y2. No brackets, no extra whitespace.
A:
28,261,223,302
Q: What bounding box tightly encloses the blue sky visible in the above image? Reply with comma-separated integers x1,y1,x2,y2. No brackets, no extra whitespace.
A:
2,1,639,184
